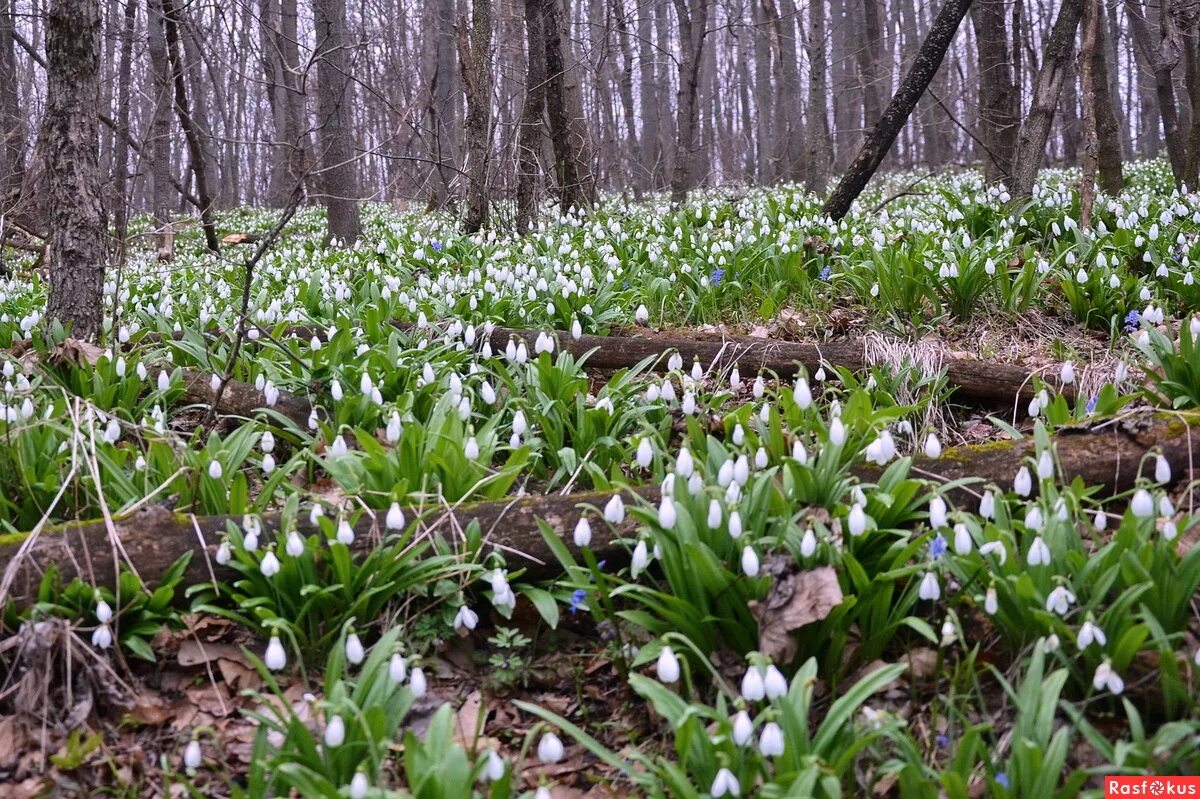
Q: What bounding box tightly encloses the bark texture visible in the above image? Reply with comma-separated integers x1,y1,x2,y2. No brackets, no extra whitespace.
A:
313,0,361,245
460,0,493,232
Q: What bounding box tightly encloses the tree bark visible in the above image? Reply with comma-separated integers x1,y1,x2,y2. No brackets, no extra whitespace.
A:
161,0,220,253
804,0,831,194
669,0,710,201
313,0,361,246
1091,2,1125,195
970,0,1019,182
822,0,975,221
5,411,1191,606
1080,0,1100,227
264,0,310,208
1010,0,1083,199
145,0,174,258
43,0,107,343
1124,0,1186,182
110,0,136,262
0,0,24,216
543,0,597,211
516,0,548,233
636,0,661,189
460,0,493,232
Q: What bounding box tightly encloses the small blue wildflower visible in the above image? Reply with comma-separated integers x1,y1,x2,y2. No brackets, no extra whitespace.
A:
430,240,442,252
819,265,832,281
710,268,725,286
935,734,949,748
1085,395,1098,415
1123,309,1140,332
995,773,1010,790
928,534,948,561
568,588,587,614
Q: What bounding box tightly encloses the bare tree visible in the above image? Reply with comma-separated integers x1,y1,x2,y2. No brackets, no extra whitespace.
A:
313,0,361,245
460,0,493,232
544,0,596,210
145,0,174,257
805,0,831,195
1125,0,1186,183
1080,0,1100,226
43,0,107,342
970,0,1018,182
669,0,711,200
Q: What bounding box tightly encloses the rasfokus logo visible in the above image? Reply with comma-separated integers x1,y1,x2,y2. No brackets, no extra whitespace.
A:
1106,777,1200,797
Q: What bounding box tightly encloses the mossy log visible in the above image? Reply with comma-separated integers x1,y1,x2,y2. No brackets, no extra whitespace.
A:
1,414,1192,608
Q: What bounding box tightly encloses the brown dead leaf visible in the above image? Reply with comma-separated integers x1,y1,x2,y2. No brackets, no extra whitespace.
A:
217,657,263,693
48,338,104,367
186,682,233,718
129,692,173,726
454,690,484,749
178,638,245,667
750,565,843,663
747,324,770,339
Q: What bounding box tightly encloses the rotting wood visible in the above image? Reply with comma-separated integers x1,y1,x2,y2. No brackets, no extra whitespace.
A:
1,412,1192,607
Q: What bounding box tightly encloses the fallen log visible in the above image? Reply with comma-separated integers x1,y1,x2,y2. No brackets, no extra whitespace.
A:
0,412,1191,608
178,368,312,427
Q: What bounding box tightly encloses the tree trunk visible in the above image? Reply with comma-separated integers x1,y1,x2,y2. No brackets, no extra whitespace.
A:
0,0,24,215
859,0,886,130
145,0,174,257
161,0,220,253
1182,3,1200,186
1091,2,1125,194
543,0,597,210
264,0,310,207
774,0,804,183
970,0,1018,182
1010,0,1083,199
111,0,136,262
804,0,831,194
637,0,660,189
1080,0,1100,227
43,0,107,343
822,0,975,221
460,0,493,232
312,0,361,245
516,0,548,232
1125,0,1186,181
669,0,711,201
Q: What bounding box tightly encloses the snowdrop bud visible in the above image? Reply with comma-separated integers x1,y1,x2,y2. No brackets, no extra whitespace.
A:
731,711,754,746
1060,361,1076,384
712,767,740,798
1013,466,1032,496
348,773,369,799
755,447,768,469
285,530,305,557
1155,455,1171,484
343,633,365,664
829,418,846,446
791,440,807,463
95,599,113,624
604,494,625,523
465,436,480,460
636,438,653,468
656,646,681,683
631,540,650,575
733,455,750,485
410,666,427,697
752,375,765,398
918,572,940,601
183,740,202,770
265,636,287,670
794,378,812,409
336,519,355,545
758,721,784,757
741,546,760,576
389,653,407,683
484,750,506,782
157,370,171,392
953,523,972,555
984,586,998,615
386,502,406,531
330,379,343,401
323,715,345,748
1131,488,1154,517
728,511,743,538
537,732,564,763
658,496,677,529
741,666,766,701
979,491,995,519
208,460,223,480
675,447,694,478
763,665,787,698
481,381,496,405
215,541,231,565
848,503,867,536
260,551,281,577
635,304,649,324
800,528,817,557
1025,506,1044,532
573,516,592,547
929,497,947,528
924,434,942,459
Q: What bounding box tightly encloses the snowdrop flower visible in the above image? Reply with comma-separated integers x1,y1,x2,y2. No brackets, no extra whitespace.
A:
464,436,480,460
208,460,224,480
1131,488,1154,517
631,540,650,576
409,666,427,697
814,367,826,382
1155,455,1171,484
847,503,868,536
330,379,344,401
929,497,947,528
1045,585,1076,616
261,431,276,453
741,546,760,576
675,447,694,478
348,773,369,799
389,654,407,683
1013,466,1032,497
635,437,653,469
763,665,787,698
953,523,973,555
984,586,998,615
157,370,171,392
285,530,305,557
829,418,846,446
634,304,649,324
1027,536,1051,566
731,711,754,746
1024,506,1044,532
215,541,232,565
759,722,784,757
711,767,740,797
345,633,365,664
603,494,625,523
741,666,766,701
386,413,402,443
791,440,807,463
924,434,942,459
484,750,506,782
1078,620,1106,650
1060,361,1076,384
657,496,677,529
1035,450,1054,481
732,455,749,485
481,381,496,405
656,646,681,683
1043,634,1061,653
794,378,812,409
329,435,348,458
918,572,940,601
265,636,287,670
573,516,592,547
260,551,281,577
1092,660,1124,695
386,502,405,530
537,732,564,763
979,540,1006,564
183,740,202,770
102,418,120,444
755,447,769,469
334,519,354,545
940,619,957,646
324,715,345,748
453,606,479,632
91,623,113,649
800,528,817,557
95,599,113,624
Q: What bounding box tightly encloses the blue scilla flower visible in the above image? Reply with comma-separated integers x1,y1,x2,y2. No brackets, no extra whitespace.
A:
710,268,726,286
1123,309,1140,332
819,265,832,281
568,588,587,614
928,534,948,561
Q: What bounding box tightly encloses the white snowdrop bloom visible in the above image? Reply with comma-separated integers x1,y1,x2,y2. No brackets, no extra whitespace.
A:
979,491,995,519
707,499,723,529
215,541,232,565
135,361,147,380
759,721,785,757
336,519,355,545
307,409,319,430
537,732,564,763
389,654,407,683
754,447,769,469
604,494,625,523
1013,466,1032,496
410,666,428,697
984,586,998,615
1036,450,1053,480
208,460,224,480
484,750,506,782
634,304,649,324
656,646,681,683
285,530,305,558
953,523,973,555
680,392,696,415
1078,620,1106,650
103,418,120,444
95,599,113,624
929,497,948,528
135,454,148,472
183,740,202,770
940,619,957,646
330,379,344,401
386,502,406,531
261,431,276,453
631,540,650,576
635,437,653,469
658,496,677,529
752,376,765,399
1093,510,1108,531
260,551,281,577
570,318,583,339
732,424,745,445
573,516,592,547
763,664,787,698
794,378,812,409
848,503,868,536
464,436,480,460
1155,455,1171,484
814,367,826,382
329,435,348,458
717,459,735,487
359,372,373,395
265,636,287,670
1027,536,1051,566
792,440,808,463
1060,361,1076,384
829,418,846,446
1075,268,1088,284
345,633,366,664
91,623,113,649
741,546,760,577
741,666,766,701
731,711,754,746
157,370,171,392
728,511,743,539
323,715,346,748
480,381,497,405
729,367,742,392
348,773,369,799
1131,488,1155,517
712,767,741,798
800,528,818,557
512,410,528,437
1045,585,1076,616
675,447,694,478
1163,519,1179,540
1093,661,1125,695
1025,506,1044,532
732,455,750,485
924,434,942,459
918,572,940,601
453,606,479,632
